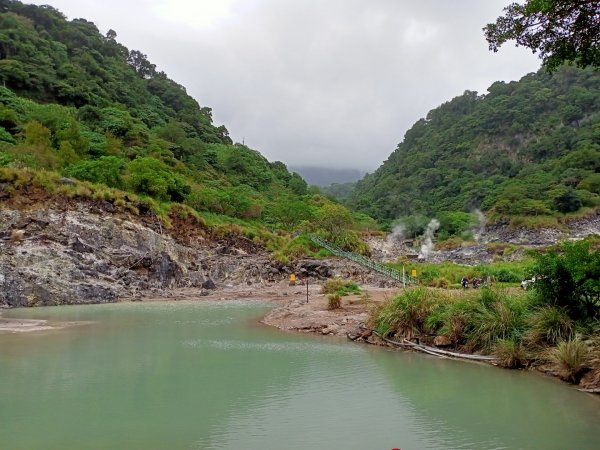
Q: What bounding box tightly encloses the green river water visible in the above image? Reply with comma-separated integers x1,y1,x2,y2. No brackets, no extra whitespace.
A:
1,300,599,450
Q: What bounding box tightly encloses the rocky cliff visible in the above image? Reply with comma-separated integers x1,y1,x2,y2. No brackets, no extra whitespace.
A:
0,199,390,307
2,196,598,307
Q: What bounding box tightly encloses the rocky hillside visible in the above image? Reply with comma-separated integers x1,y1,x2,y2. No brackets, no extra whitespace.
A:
0,189,394,308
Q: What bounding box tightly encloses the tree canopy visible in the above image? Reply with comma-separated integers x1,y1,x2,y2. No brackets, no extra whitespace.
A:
0,0,370,255
347,66,600,230
485,0,600,71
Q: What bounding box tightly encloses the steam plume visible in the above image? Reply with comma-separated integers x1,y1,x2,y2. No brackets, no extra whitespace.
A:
418,219,440,259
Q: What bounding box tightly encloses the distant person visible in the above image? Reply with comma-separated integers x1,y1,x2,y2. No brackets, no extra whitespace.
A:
461,276,469,289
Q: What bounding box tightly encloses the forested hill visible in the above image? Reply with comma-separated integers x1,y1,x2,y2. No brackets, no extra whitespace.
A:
0,1,374,255
348,66,600,227
0,1,230,144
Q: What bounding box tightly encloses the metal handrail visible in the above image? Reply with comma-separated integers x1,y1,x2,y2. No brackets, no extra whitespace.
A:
309,235,418,285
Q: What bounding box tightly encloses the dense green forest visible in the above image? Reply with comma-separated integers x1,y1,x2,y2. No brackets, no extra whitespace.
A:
348,66,600,232
0,1,371,256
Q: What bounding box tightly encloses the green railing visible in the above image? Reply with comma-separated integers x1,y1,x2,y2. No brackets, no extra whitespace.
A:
309,235,418,285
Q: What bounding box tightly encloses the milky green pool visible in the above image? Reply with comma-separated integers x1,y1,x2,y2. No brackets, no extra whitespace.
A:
1,301,599,449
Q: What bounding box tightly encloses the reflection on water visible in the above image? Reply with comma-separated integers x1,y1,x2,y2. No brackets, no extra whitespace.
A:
1,301,599,450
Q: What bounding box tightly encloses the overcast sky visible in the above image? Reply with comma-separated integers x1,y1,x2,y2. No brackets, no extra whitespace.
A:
30,0,540,171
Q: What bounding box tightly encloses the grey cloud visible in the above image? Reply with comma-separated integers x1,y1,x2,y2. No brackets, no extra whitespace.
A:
32,0,540,170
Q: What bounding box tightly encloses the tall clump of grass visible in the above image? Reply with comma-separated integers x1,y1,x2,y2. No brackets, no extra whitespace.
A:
494,339,527,368
525,306,575,346
327,293,341,310
478,286,505,308
430,297,479,345
466,289,527,353
549,336,589,383
374,288,436,339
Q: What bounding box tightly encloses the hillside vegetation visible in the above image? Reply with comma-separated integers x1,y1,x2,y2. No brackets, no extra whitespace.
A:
348,66,600,233
0,1,371,257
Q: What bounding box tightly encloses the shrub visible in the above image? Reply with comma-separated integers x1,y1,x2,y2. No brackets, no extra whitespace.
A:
0,152,13,167
429,277,450,288
64,156,124,187
436,237,464,251
0,126,15,144
437,211,478,238
549,337,589,383
491,268,521,282
530,240,600,321
434,297,479,343
525,306,575,346
327,293,342,310
321,278,360,296
186,187,228,214
266,198,314,229
552,187,582,213
331,229,369,255
321,278,344,295
478,286,505,307
127,157,190,201
339,282,360,296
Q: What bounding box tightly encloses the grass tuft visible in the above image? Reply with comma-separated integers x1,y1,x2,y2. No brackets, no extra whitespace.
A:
549,337,589,383
467,297,527,353
494,339,527,368
525,306,575,346
375,288,439,339
327,293,342,310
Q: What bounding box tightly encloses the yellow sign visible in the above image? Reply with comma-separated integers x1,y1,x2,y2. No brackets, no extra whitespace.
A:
411,269,417,277
289,273,296,286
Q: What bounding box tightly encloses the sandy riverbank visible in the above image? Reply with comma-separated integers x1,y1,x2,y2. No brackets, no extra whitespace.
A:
0,316,94,333
0,317,55,333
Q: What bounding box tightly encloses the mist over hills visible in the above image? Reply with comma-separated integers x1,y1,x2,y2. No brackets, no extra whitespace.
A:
289,166,365,187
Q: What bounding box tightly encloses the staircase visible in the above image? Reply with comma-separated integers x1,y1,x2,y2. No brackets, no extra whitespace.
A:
309,235,418,285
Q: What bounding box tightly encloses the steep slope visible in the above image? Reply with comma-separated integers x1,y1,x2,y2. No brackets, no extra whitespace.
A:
0,1,229,143
0,0,370,267
348,66,600,228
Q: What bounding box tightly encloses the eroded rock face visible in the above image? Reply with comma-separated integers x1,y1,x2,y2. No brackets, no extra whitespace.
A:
1,205,393,307
0,206,209,307
7,202,595,307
